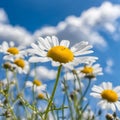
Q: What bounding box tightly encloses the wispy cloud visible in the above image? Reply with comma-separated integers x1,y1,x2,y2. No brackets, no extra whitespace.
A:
0,9,8,23
30,66,57,80
0,24,33,46
104,59,114,74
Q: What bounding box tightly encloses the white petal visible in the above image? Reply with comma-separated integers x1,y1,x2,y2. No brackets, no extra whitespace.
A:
44,37,52,49
110,103,116,112
46,36,53,46
29,57,49,63
3,55,14,61
36,84,47,92
115,101,120,111
71,41,92,53
74,50,93,56
31,43,40,50
51,61,60,66
107,82,112,89
101,82,110,90
60,40,70,47
2,41,9,50
98,100,107,109
52,36,59,46
114,86,120,93
38,37,50,50
90,93,101,98
91,85,103,93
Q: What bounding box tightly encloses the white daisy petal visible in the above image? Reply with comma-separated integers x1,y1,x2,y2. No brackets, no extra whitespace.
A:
29,56,49,63
91,85,103,93
36,84,47,92
51,61,60,66
114,86,120,93
110,103,116,112
115,101,120,111
90,93,101,98
38,37,50,50
52,36,59,46
60,40,70,47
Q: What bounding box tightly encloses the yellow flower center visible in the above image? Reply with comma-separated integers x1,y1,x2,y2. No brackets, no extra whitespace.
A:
38,93,45,99
14,58,25,69
101,89,118,102
33,79,42,86
7,47,19,55
81,66,93,74
47,46,74,63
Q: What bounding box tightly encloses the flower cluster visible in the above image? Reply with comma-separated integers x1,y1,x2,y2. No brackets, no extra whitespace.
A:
0,36,119,120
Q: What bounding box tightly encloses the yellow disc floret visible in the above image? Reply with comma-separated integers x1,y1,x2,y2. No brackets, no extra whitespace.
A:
33,79,42,86
101,89,118,102
81,66,93,74
38,93,45,99
7,47,19,55
47,46,74,63
14,58,25,69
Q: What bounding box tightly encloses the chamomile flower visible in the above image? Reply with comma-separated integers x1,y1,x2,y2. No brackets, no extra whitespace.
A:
0,41,26,61
11,58,29,74
28,36,97,69
79,63,103,79
25,79,46,92
82,107,94,120
90,82,120,111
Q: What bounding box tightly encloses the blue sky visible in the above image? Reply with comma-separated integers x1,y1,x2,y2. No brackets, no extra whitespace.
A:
0,0,120,116
0,0,120,82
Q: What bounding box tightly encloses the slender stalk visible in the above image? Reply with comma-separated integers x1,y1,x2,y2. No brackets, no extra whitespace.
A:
5,69,17,120
62,94,66,120
63,79,74,120
14,71,19,93
18,95,43,119
32,85,36,119
44,65,62,120
6,69,10,91
80,79,91,102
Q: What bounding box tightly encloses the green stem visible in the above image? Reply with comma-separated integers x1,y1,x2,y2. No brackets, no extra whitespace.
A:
6,69,10,91
18,95,43,119
62,94,66,120
44,65,62,120
80,79,91,102
63,79,74,120
14,71,19,93
5,70,17,120
32,85,36,119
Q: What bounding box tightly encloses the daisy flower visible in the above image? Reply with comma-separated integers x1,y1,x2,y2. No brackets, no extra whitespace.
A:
28,36,97,69
79,63,103,79
0,41,26,61
90,82,120,111
25,79,46,92
37,92,48,100
12,58,29,74
82,107,94,120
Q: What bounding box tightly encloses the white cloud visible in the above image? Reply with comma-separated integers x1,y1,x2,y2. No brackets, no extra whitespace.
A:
0,24,33,46
34,2,120,50
0,9,33,46
0,9,8,23
104,59,114,74
30,66,57,80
